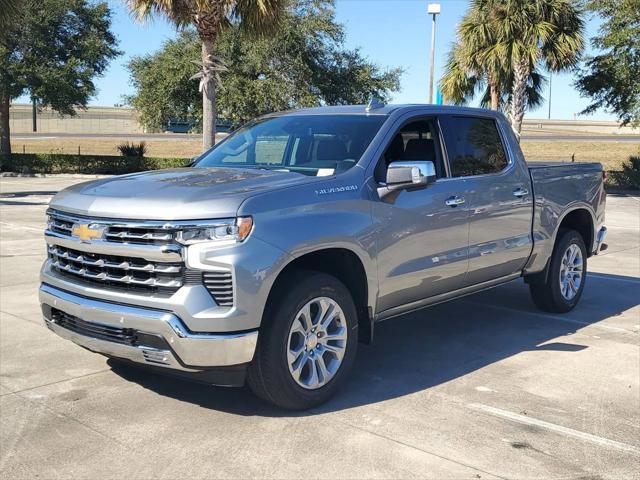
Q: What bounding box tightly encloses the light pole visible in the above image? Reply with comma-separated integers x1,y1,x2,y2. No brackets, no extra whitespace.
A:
548,73,552,120
428,3,441,104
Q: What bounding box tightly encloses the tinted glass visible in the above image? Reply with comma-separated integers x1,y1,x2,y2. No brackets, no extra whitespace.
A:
382,120,445,178
195,115,387,176
445,117,508,177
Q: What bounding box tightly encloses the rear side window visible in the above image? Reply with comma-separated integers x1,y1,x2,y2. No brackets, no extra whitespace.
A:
443,117,509,177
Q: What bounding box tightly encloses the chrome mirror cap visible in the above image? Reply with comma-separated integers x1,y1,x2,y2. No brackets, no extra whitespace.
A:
386,160,436,188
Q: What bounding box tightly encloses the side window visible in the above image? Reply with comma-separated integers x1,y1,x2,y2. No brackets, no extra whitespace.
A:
375,119,445,181
444,117,508,177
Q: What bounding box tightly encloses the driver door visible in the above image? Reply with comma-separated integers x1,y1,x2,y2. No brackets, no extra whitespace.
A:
371,117,470,315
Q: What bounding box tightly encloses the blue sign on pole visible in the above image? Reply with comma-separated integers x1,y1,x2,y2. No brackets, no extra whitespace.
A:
436,89,443,105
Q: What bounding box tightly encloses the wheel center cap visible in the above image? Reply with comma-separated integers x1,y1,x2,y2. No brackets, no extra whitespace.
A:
306,334,318,350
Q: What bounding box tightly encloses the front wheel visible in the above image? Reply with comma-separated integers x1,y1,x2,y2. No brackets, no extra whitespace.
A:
529,229,587,313
247,271,358,410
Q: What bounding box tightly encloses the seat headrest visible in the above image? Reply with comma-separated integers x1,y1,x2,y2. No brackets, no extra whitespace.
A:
404,138,435,161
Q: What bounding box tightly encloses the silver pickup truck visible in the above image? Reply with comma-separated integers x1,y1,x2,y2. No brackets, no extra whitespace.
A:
40,105,607,409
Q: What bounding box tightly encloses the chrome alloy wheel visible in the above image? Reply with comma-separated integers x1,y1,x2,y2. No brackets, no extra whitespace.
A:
287,297,348,390
559,243,584,300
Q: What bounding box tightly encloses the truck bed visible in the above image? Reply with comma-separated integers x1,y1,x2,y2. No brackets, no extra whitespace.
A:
524,159,606,275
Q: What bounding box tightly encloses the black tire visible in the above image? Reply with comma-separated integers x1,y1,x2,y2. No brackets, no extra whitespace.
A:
247,271,358,410
529,229,587,313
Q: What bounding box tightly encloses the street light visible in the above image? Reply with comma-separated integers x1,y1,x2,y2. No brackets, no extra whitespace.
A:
428,3,441,104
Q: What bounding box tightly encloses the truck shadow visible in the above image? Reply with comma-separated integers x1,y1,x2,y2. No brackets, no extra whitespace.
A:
108,272,639,416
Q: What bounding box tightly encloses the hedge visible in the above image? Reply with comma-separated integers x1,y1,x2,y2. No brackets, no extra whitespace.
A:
0,153,190,175
608,156,640,190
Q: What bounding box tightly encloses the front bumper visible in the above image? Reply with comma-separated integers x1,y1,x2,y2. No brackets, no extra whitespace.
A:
40,284,258,382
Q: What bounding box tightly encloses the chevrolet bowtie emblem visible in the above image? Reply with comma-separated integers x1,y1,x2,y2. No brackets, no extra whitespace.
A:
71,223,106,243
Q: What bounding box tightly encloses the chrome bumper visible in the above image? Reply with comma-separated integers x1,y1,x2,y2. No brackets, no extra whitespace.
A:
39,284,258,371
595,226,608,254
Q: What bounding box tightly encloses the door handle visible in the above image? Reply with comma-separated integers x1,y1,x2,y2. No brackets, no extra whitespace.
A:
513,187,529,198
445,196,465,207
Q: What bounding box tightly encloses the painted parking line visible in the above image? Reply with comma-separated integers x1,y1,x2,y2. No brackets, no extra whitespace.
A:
468,403,640,456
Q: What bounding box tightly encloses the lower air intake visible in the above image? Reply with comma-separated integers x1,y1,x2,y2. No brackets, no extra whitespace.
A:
202,270,234,307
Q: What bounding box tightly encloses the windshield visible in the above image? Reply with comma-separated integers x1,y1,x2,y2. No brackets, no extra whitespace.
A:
195,114,387,176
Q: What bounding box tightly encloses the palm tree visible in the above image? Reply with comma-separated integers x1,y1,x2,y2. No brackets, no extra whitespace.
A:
0,0,19,29
441,4,504,110
127,0,286,150
482,0,584,133
441,41,547,112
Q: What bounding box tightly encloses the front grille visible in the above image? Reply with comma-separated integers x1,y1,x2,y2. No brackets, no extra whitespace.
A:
48,245,183,294
203,271,234,307
48,210,176,246
46,210,235,306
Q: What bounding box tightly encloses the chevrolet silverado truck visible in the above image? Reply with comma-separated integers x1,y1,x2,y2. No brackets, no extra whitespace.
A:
40,105,607,409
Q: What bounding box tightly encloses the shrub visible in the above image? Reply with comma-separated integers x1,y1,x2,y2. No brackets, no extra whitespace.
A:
117,141,148,157
0,154,190,175
609,156,640,190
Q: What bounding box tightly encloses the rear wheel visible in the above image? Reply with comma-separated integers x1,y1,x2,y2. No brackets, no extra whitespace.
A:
529,229,587,313
248,271,358,410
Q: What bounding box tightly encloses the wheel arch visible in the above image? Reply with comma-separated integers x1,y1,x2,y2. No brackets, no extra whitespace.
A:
265,247,375,344
526,205,595,285
556,206,595,255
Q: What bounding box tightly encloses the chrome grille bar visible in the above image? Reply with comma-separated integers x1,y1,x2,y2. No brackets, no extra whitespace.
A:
47,209,181,246
47,246,181,273
48,244,183,290
105,230,174,243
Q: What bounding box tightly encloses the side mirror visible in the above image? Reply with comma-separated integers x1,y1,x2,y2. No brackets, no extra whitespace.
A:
385,161,436,191
187,156,199,167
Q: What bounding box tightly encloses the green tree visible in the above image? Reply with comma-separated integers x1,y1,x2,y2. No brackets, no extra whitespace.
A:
127,31,202,131
575,0,640,126
449,0,584,133
441,40,546,112
486,0,584,133
126,0,402,131
0,0,119,156
0,0,19,29
440,4,505,110
127,0,286,151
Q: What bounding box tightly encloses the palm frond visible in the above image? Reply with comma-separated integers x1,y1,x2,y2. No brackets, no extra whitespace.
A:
0,0,20,29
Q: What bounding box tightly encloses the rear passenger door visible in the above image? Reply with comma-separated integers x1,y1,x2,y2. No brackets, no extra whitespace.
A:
440,115,534,286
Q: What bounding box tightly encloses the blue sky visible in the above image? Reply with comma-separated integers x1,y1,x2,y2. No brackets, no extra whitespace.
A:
79,0,613,121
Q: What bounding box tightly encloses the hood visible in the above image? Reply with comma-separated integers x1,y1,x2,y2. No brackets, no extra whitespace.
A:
50,167,316,220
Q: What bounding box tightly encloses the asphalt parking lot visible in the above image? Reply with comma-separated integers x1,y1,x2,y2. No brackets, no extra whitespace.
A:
1,176,638,479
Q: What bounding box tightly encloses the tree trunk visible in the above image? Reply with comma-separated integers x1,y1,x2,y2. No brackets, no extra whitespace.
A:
510,57,529,135
489,81,500,111
0,93,10,157
201,38,217,152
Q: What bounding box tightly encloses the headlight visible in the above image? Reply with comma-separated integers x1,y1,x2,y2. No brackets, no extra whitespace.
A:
176,217,253,245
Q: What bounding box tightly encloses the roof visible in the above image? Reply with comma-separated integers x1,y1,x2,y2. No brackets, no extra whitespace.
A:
265,104,501,117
